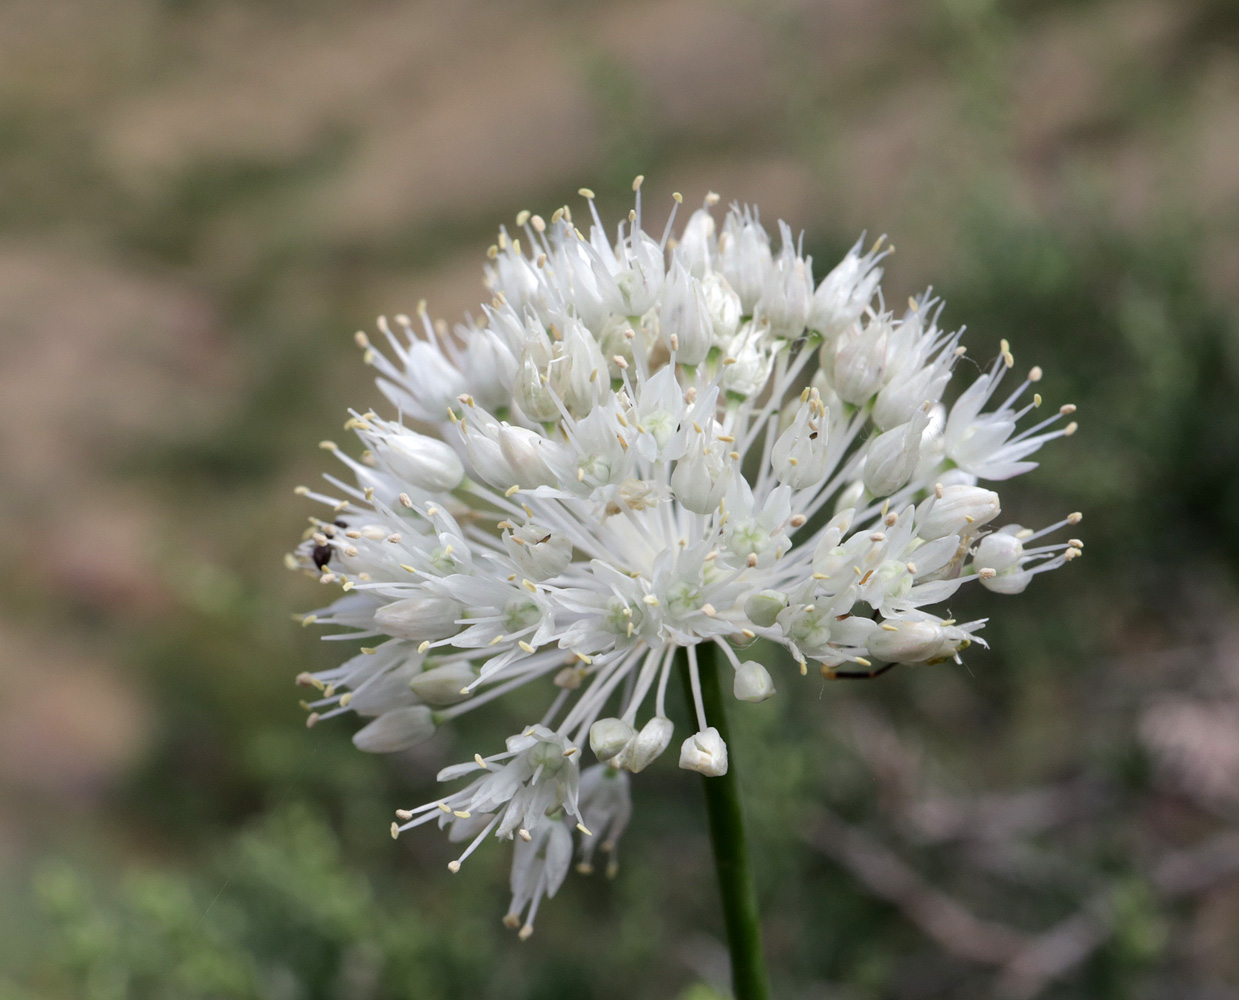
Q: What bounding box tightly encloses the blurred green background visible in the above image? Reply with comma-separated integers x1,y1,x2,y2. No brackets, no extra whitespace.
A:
2,1,1238,998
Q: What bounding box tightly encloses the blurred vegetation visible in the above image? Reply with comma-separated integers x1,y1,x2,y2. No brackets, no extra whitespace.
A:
2,0,1238,998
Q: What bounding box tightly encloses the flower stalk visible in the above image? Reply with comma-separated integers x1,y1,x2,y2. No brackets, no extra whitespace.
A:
681,644,770,1000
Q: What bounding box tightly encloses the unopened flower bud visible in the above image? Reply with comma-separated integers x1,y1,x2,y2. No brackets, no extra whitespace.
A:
721,324,774,397
679,727,728,776
408,662,476,705
758,228,813,339
733,661,776,702
744,589,788,628
833,320,889,405
661,259,713,365
620,716,674,773
771,399,830,489
678,208,716,276
590,717,635,762
513,349,560,423
917,484,1000,540
873,364,948,431
974,529,1030,594
498,425,560,489
374,596,462,642
503,524,573,579
863,407,929,497
866,619,963,663
346,660,423,716
701,271,741,340
380,430,465,492
671,439,730,515
353,705,436,753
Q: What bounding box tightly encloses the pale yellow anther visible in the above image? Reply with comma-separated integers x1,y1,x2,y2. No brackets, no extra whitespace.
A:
418,641,431,653
642,594,660,606
319,440,337,451
579,187,595,200
354,331,370,348
399,493,414,508
505,485,521,497
438,803,452,813
518,640,536,653
854,657,872,668
453,810,471,819
741,628,756,639
391,822,400,839
516,209,531,226
1029,366,1043,382
396,809,414,820
673,191,683,203
306,712,320,728
447,860,461,873
1034,393,1043,407
632,174,644,191
474,753,488,769
701,603,716,617
519,828,533,842
935,483,945,499
1064,421,1078,436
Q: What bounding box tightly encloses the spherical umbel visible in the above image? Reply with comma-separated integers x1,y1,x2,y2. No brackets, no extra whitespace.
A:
289,182,1080,935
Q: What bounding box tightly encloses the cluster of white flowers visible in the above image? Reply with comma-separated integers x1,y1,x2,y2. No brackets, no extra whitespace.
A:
289,180,1080,937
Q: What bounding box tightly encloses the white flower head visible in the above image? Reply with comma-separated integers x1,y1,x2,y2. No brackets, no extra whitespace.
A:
290,184,1080,936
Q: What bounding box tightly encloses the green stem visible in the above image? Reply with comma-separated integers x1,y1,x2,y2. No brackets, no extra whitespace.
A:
680,645,770,1000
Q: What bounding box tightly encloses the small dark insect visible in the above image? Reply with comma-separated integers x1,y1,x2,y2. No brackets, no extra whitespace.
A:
312,520,349,571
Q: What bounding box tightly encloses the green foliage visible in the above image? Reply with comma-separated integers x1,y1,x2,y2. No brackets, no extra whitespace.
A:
30,804,491,1000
